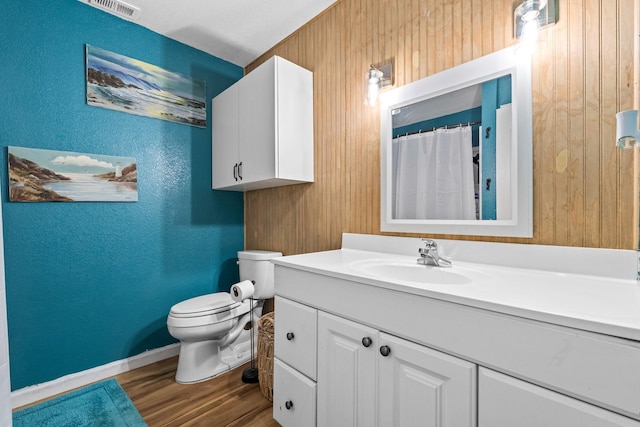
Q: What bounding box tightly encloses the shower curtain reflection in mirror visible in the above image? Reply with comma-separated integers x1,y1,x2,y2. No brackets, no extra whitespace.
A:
392,126,476,220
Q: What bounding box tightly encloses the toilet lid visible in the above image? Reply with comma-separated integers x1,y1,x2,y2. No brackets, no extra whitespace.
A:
170,293,241,318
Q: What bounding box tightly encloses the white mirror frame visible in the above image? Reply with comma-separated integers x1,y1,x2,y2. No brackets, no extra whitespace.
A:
380,46,533,237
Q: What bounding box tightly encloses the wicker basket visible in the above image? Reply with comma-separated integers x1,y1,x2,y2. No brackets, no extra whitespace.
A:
257,312,275,401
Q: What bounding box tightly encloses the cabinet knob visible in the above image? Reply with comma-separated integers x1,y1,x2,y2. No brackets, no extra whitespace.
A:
362,337,372,347
285,400,293,410
379,345,391,357
286,332,295,341
233,163,238,181
238,161,243,180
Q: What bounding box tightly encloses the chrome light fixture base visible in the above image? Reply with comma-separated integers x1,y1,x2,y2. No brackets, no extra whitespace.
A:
514,0,557,39
365,62,393,106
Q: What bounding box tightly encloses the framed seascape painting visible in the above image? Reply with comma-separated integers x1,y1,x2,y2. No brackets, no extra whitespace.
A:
8,147,138,202
85,45,206,127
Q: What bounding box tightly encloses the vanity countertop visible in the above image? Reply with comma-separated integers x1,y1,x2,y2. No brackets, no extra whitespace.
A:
272,244,640,342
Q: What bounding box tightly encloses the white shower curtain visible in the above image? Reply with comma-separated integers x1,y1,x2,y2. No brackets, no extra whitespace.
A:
393,126,475,220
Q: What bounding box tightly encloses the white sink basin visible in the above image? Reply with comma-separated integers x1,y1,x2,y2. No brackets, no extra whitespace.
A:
349,258,481,285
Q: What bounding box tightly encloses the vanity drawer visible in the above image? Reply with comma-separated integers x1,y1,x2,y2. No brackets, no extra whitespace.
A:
479,368,640,427
275,296,317,380
273,358,316,427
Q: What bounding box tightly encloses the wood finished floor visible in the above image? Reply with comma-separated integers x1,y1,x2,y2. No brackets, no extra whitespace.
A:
116,356,279,427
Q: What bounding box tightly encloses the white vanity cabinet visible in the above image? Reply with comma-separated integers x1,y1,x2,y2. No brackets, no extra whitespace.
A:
317,311,476,427
211,55,314,191
479,368,640,427
273,295,476,427
272,253,640,427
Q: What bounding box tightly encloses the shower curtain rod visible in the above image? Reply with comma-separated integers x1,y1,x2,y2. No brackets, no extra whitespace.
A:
398,120,481,137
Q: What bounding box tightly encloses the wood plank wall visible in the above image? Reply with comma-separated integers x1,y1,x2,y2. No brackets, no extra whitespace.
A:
244,0,638,255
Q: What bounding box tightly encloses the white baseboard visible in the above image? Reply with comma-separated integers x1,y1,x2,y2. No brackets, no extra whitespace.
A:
11,343,180,409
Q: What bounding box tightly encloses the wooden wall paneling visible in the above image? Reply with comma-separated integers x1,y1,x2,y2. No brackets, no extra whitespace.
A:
434,0,446,73
452,0,462,67
498,0,513,51
460,0,472,64
567,0,587,247
534,43,555,245
397,0,406,85
244,0,638,255
364,0,374,236
419,0,428,77
347,0,358,236
617,0,636,249
472,0,483,56
601,1,621,249
481,0,493,55
444,0,455,71
426,0,437,76
553,0,570,246
584,0,602,247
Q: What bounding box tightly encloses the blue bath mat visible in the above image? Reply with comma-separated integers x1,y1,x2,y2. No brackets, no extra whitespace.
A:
12,378,147,426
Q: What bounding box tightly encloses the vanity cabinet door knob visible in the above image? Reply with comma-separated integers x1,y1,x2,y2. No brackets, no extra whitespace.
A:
286,332,295,341
362,337,372,347
285,400,294,410
379,345,391,357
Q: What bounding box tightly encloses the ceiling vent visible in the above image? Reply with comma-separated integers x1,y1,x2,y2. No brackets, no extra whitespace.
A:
79,0,141,21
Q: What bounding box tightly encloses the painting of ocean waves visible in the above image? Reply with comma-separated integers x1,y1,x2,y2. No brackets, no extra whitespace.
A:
8,146,138,202
86,45,206,127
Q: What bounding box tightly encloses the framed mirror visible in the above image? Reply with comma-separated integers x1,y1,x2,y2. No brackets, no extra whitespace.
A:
379,47,533,237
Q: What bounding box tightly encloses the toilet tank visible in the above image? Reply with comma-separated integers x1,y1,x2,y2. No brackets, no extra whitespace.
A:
238,250,282,299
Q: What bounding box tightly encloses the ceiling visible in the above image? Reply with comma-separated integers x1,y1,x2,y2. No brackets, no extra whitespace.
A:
79,0,338,67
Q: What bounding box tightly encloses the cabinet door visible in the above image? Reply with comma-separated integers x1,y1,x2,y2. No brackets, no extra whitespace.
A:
479,368,640,427
211,84,239,189
238,58,276,184
378,333,477,427
317,312,377,427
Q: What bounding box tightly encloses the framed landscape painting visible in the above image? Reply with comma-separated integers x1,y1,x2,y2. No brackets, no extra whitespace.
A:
85,45,206,127
8,146,138,202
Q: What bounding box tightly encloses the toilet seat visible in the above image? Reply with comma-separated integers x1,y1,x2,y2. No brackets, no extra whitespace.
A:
170,293,241,318
167,292,251,329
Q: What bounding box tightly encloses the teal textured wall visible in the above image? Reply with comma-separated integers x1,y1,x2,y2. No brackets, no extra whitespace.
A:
0,0,244,390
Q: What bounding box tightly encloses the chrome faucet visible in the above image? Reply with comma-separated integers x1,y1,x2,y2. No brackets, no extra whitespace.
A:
417,239,452,268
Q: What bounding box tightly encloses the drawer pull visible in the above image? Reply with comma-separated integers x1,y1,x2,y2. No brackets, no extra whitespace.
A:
379,345,391,357
286,332,295,341
285,400,294,410
362,337,372,347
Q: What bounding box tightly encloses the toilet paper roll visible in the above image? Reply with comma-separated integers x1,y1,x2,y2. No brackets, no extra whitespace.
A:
230,280,255,302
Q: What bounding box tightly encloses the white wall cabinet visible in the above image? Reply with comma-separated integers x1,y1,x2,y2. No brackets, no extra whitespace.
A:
211,56,313,192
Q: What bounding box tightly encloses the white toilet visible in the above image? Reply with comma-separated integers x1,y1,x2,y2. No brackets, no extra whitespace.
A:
167,250,282,384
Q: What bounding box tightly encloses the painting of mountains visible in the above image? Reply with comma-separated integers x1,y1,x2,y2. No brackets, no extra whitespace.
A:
9,147,138,202
85,45,206,127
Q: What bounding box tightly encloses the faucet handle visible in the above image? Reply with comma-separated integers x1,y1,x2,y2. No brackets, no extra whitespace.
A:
421,238,437,249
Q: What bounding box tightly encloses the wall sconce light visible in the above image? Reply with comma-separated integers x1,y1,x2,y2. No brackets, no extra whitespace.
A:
365,63,393,106
616,110,640,149
514,0,557,55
